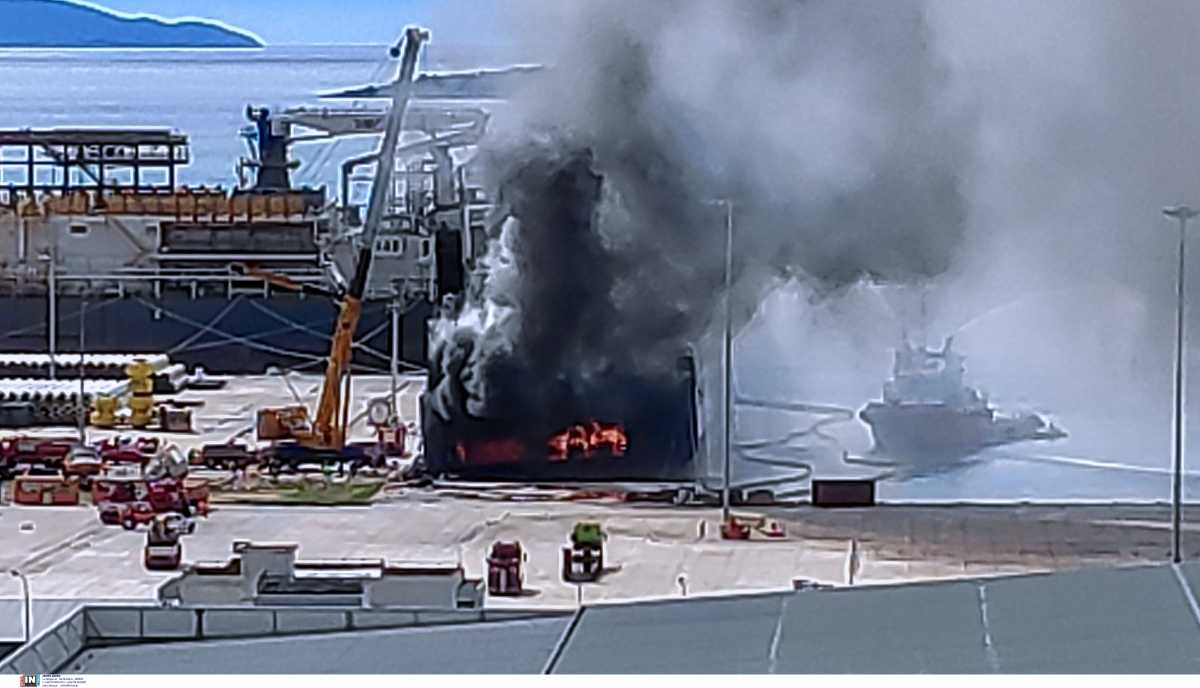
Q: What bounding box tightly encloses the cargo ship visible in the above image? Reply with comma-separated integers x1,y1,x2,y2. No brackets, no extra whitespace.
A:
0,69,511,374
859,337,1066,461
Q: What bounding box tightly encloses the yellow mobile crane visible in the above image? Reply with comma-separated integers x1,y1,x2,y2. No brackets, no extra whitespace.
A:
240,27,429,463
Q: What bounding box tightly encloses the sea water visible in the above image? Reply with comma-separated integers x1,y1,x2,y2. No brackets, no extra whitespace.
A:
0,44,489,193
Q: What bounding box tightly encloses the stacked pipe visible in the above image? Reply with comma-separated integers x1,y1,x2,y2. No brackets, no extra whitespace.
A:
0,354,172,380
0,379,127,426
152,364,189,394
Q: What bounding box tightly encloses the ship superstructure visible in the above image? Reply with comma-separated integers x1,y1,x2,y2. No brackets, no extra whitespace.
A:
859,336,1065,461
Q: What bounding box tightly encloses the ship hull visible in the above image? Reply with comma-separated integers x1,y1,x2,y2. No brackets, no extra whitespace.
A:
0,294,432,374
419,361,700,483
859,402,1057,462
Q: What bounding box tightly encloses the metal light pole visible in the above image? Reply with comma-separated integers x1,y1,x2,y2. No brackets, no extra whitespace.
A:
78,300,87,443
9,569,30,644
721,199,735,522
390,297,400,424
1163,204,1198,564
43,246,57,380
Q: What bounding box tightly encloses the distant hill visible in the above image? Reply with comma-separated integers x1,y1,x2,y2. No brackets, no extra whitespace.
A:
0,0,263,48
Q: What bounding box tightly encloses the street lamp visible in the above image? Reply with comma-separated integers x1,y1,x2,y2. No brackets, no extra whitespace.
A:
78,299,88,443
37,247,57,380
390,295,402,425
700,198,736,522
719,200,735,523
9,569,30,645
1163,204,1198,564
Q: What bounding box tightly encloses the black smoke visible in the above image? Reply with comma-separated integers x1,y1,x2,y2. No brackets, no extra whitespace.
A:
426,0,975,466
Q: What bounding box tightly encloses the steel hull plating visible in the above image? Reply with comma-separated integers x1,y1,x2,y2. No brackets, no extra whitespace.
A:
0,294,432,374
859,402,1058,461
419,368,700,483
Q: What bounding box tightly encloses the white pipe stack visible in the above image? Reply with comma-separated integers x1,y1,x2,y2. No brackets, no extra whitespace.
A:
0,354,171,379
0,378,128,425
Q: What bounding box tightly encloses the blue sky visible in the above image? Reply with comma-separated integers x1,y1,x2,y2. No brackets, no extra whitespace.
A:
83,0,509,45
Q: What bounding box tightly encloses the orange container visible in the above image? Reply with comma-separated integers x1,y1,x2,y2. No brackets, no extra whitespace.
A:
13,476,81,506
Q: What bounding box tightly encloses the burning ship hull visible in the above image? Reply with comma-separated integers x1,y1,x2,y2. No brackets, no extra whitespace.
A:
859,337,1065,462
421,357,700,482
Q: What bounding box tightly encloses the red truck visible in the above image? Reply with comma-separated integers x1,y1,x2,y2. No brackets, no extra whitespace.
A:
93,476,210,529
93,476,151,527
96,436,160,466
146,477,210,516
0,435,78,474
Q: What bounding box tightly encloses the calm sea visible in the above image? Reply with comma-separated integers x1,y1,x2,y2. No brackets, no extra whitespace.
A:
0,44,494,191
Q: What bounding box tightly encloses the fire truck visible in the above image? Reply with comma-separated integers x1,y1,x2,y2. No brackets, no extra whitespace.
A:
0,435,78,476
93,476,210,529
96,436,161,466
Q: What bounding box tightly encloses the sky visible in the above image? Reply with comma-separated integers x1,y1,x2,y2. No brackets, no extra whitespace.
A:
82,0,508,45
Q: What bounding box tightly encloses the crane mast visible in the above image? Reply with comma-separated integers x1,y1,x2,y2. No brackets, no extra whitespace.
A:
305,27,429,450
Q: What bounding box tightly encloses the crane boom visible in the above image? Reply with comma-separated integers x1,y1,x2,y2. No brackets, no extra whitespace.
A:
307,27,429,449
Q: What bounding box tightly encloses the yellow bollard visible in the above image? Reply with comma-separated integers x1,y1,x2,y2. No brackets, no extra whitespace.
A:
126,359,156,429
90,395,118,428
128,396,155,429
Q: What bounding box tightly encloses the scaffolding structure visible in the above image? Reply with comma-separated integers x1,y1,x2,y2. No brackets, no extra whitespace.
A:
0,128,189,198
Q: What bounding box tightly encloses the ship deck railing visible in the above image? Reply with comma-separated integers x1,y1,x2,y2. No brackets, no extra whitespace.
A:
8,189,327,223
0,266,334,298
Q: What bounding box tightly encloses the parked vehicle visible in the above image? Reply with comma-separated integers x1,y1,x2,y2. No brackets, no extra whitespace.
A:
93,475,209,526
112,501,157,530
259,442,372,476
97,436,160,465
146,477,209,516
487,541,527,596
196,443,255,470
1,435,77,472
143,540,182,570
143,513,188,570
63,446,104,488
720,514,786,541
92,475,148,505
562,522,606,583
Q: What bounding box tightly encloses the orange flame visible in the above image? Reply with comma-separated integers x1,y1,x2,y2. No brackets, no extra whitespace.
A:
548,421,628,461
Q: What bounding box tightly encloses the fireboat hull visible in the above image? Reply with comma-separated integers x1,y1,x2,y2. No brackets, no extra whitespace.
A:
859,401,1065,461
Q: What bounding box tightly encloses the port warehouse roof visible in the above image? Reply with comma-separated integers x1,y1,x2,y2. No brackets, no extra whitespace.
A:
6,563,1200,674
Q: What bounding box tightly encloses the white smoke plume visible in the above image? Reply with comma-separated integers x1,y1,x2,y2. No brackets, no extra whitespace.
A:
429,0,1200,478
431,0,972,425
